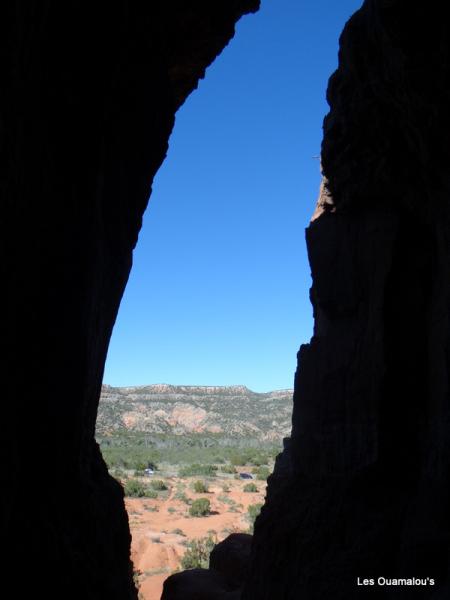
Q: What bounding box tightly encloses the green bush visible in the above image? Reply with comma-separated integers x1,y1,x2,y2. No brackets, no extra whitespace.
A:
220,464,236,474
174,491,191,505
193,480,209,493
247,503,263,533
180,535,216,569
243,482,258,493
179,464,217,477
248,454,269,466
150,479,167,491
254,466,271,481
189,498,211,517
230,453,246,466
124,479,157,498
230,450,268,467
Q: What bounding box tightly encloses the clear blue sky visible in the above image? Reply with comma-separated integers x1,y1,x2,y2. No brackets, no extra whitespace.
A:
103,0,362,392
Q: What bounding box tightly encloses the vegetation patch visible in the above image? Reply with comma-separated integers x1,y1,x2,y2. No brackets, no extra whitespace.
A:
230,450,270,467
217,494,234,505
192,480,209,493
150,479,168,491
220,464,236,474
243,482,258,493
174,491,191,505
247,503,263,533
124,479,157,498
189,498,211,517
180,535,217,569
254,465,271,480
178,464,218,477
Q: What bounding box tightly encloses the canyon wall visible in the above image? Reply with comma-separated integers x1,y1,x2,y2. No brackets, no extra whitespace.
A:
0,2,259,598
243,1,450,598
4,1,450,598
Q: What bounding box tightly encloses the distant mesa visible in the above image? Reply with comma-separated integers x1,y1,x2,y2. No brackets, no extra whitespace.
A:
97,383,293,441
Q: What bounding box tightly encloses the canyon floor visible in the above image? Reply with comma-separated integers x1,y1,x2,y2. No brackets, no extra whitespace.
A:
125,471,266,600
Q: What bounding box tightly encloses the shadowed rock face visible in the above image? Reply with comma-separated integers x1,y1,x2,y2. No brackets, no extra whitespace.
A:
243,1,450,598
0,2,258,598
4,0,450,598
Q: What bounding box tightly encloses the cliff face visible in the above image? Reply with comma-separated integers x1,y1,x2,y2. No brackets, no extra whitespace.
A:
97,384,292,440
0,2,259,598
243,1,450,598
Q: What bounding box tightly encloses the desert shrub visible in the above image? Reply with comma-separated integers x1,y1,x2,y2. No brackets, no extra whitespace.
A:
243,482,258,493
193,480,209,493
124,479,157,498
247,503,263,533
179,464,217,477
180,535,216,569
222,484,230,493
230,453,246,466
171,528,185,536
229,450,268,467
99,442,161,472
249,453,269,466
168,507,176,514
150,479,167,491
189,498,211,517
254,466,271,481
133,469,146,477
220,464,236,474
218,495,234,506
174,491,191,505
146,489,158,499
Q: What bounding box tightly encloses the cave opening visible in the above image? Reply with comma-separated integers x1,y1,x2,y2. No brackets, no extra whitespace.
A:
95,1,363,598
5,0,448,598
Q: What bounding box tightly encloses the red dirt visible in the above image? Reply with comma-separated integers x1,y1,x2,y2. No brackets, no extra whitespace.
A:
127,475,265,600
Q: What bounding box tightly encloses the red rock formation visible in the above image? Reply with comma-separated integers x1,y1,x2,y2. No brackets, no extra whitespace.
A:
0,2,259,598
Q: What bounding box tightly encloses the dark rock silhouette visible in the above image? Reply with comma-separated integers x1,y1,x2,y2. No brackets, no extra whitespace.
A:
3,0,450,598
1,2,258,598
209,533,253,588
243,1,450,598
161,568,240,600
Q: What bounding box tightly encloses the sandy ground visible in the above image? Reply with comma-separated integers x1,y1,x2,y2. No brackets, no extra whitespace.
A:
126,473,265,600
